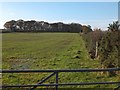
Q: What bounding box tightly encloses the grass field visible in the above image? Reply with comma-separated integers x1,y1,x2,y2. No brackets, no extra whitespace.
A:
2,33,119,88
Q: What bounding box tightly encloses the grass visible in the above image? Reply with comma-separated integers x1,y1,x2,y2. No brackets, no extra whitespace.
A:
2,33,119,88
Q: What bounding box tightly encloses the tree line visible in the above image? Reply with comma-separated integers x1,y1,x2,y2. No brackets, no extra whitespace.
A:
3,19,92,33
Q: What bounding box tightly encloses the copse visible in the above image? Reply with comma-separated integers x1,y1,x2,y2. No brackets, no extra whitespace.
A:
3,19,92,33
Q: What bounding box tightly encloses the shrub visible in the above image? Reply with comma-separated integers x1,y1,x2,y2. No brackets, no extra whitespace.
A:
99,31,119,68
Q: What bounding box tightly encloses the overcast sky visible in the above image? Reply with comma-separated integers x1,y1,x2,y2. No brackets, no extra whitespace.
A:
0,2,118,30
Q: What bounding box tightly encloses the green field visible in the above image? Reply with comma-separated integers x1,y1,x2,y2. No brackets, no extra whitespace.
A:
2,33,119,88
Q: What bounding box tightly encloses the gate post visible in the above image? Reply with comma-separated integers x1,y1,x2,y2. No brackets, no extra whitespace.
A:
55,71,58,90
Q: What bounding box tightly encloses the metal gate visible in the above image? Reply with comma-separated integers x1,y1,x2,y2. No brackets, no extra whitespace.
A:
1,68,120,90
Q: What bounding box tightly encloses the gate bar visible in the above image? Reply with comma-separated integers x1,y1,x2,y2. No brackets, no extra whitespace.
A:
1,68,120,73
2,81,120,88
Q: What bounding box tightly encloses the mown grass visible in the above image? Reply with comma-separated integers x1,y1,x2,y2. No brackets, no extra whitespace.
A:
2,33,119,88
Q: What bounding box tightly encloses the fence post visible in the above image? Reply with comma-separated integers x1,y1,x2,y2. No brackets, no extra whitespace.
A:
55,71,58,90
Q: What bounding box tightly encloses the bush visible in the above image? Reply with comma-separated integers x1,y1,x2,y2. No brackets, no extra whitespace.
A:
82,28,119,73
82,29,103,59
99,31,119,68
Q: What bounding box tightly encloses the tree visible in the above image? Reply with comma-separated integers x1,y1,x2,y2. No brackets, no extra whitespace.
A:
82,25,92,34
4,20,16,32
70,23,82,33
108,21,120,32
16,19,24,31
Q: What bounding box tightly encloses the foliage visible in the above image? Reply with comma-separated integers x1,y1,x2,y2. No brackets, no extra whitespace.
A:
81,29,103,59
108,21,120,32
82,21,120,70
99,21,120,69
3,20,92,33
81,25,92,34
99,31,120,68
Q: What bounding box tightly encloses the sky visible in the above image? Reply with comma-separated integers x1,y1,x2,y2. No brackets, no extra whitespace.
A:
0,2,118,30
